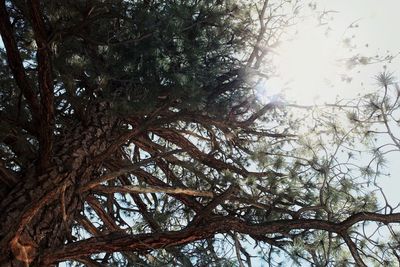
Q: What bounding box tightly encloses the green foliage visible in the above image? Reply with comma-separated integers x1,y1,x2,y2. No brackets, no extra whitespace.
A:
45,0,257,116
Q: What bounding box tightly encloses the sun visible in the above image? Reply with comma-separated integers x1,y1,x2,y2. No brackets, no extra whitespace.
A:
265,21,345,104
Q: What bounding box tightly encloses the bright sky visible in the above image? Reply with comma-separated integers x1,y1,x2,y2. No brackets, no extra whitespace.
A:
264,0,400,104
261,0,400,205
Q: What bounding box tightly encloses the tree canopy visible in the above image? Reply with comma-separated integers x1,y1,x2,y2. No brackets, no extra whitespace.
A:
0,0,400,266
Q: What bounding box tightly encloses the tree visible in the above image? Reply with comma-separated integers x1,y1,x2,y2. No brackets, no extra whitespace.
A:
0,0,399,266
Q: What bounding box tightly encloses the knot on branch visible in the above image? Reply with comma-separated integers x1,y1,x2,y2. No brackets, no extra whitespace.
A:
10,236,37,266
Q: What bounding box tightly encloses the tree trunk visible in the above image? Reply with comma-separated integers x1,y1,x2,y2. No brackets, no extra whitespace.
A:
0,167,86,266
0,104,115,266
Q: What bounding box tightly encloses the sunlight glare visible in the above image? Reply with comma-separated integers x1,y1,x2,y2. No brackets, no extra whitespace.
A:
267,21,344,104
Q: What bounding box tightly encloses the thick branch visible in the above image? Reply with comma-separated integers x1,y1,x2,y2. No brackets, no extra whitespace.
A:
341,234,367,267
27,0,55,169
75,214,101,236
339,212,400,229
86,196,120,231
43,212,400,264
0,0,40,117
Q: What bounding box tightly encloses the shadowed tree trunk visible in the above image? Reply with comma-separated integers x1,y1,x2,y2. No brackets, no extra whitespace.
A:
0,103,116,266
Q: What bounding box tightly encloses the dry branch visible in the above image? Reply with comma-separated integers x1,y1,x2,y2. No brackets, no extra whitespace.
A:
94,185,214,197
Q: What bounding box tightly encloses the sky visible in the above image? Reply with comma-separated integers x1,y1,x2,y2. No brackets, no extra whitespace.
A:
260,0,400,206
264,0,400,102
254,2,400,265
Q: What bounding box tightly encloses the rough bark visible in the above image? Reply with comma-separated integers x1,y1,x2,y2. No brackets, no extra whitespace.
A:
0,104,115,266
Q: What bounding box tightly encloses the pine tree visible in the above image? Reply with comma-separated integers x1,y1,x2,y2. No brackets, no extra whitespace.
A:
1,0,399,266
